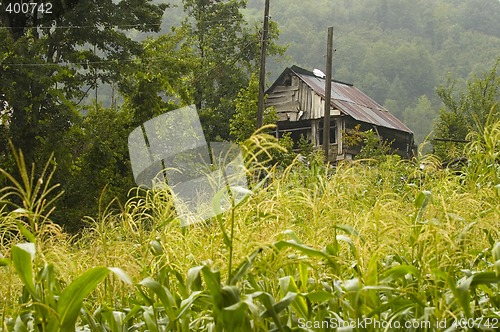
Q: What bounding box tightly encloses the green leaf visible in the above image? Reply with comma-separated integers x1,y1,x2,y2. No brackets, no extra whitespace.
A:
414,190,432,221
54,267,111,332
0,257,9,267
305,290,335,303
492,242,500,262
261,292,296,318
221,285,241,307
139,277,176,321
187,266,203,292
222,300,249,331
211,187,226,217
278,275,308,319
334,224,365,242
14,220,36,243
230,247,263,285
336,234,358,258
108,267,132,284
379,265,420,284
149,240,164,256
274,240,338,270
13,315,29,332
282,230,303,244
176,291,204,321
143,306,160,332
201,267,222,308
12,243,37,299
456,276,473,319
469,271,500,285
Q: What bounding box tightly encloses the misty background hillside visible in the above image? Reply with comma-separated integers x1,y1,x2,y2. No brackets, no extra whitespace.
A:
142,0,500,144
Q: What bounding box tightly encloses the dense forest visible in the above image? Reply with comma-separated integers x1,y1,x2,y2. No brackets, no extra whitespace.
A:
1,0,500,229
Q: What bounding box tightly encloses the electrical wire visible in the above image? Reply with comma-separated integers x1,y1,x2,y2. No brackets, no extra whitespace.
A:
1,35,258,68
0,16,246,30
0,40,260,87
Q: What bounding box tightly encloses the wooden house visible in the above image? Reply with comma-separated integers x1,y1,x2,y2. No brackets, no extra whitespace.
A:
265,66,414,161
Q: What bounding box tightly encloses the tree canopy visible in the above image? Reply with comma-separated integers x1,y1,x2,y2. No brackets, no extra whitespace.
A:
1,0,283,231
1,0,168,230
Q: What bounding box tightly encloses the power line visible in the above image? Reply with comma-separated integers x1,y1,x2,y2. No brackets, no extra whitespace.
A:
0,17,246,30
1,59,138,67
0,23,163,29
1,40,258,71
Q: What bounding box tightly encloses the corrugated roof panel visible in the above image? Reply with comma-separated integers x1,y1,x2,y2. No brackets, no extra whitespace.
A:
292,68,412,134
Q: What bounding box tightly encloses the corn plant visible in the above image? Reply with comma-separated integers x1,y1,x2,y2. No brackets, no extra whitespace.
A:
1,125,500,331
0,146,63,241
1,242,130,332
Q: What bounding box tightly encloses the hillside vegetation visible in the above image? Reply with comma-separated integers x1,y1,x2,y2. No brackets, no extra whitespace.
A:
244,0,500,144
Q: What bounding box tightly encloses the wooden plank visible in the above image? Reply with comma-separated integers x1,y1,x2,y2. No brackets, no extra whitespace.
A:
273,85,299,93
266,95,293,106
268,90,295,99
277,113,288,121
271,100,300,110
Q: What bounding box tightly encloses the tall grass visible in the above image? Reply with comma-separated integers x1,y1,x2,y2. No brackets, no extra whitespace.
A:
1,122,499,331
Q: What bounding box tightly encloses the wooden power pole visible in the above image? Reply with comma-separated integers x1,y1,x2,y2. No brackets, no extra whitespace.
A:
256,0,270,128
323,27,333,162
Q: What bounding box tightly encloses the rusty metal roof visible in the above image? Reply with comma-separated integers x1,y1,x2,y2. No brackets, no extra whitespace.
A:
270,66,413,134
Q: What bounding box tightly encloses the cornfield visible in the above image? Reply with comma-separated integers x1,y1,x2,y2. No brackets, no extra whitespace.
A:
1,123,499,331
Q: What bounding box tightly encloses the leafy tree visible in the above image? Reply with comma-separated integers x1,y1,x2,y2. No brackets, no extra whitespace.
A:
0,0,167,165
403,95,438,145
119,31,194,128
229,74,277,142
457,0,500,38
433,59,500,159
0,0,167,229
245,0,500,139
178,0,284,141
58,105,135,231
356,129,393,161
178,0,255,141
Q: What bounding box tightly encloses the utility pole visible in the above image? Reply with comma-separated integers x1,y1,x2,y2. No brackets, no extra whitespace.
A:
323,27,333,162
256,0,270,128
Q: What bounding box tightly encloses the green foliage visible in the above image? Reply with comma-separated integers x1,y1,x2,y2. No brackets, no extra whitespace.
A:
178,0,257,141
272,132,295,168
4,242,130,332
342,125,393,161
176,0,284,141
297,134,314,157
342,124,364,148
119,32,194,127
57,105,136,231
462,112,500,188
356,129,393,160
246,0,500,140
434,59,500,160
0,0,167,163
1,128,500,330
0,0,168,230
403,95,438,146
230,74,277,142
3,0,500,234
0,145,63,240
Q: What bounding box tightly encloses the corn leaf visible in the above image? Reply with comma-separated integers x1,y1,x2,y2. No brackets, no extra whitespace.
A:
12,243,37,300
53,267,111,332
